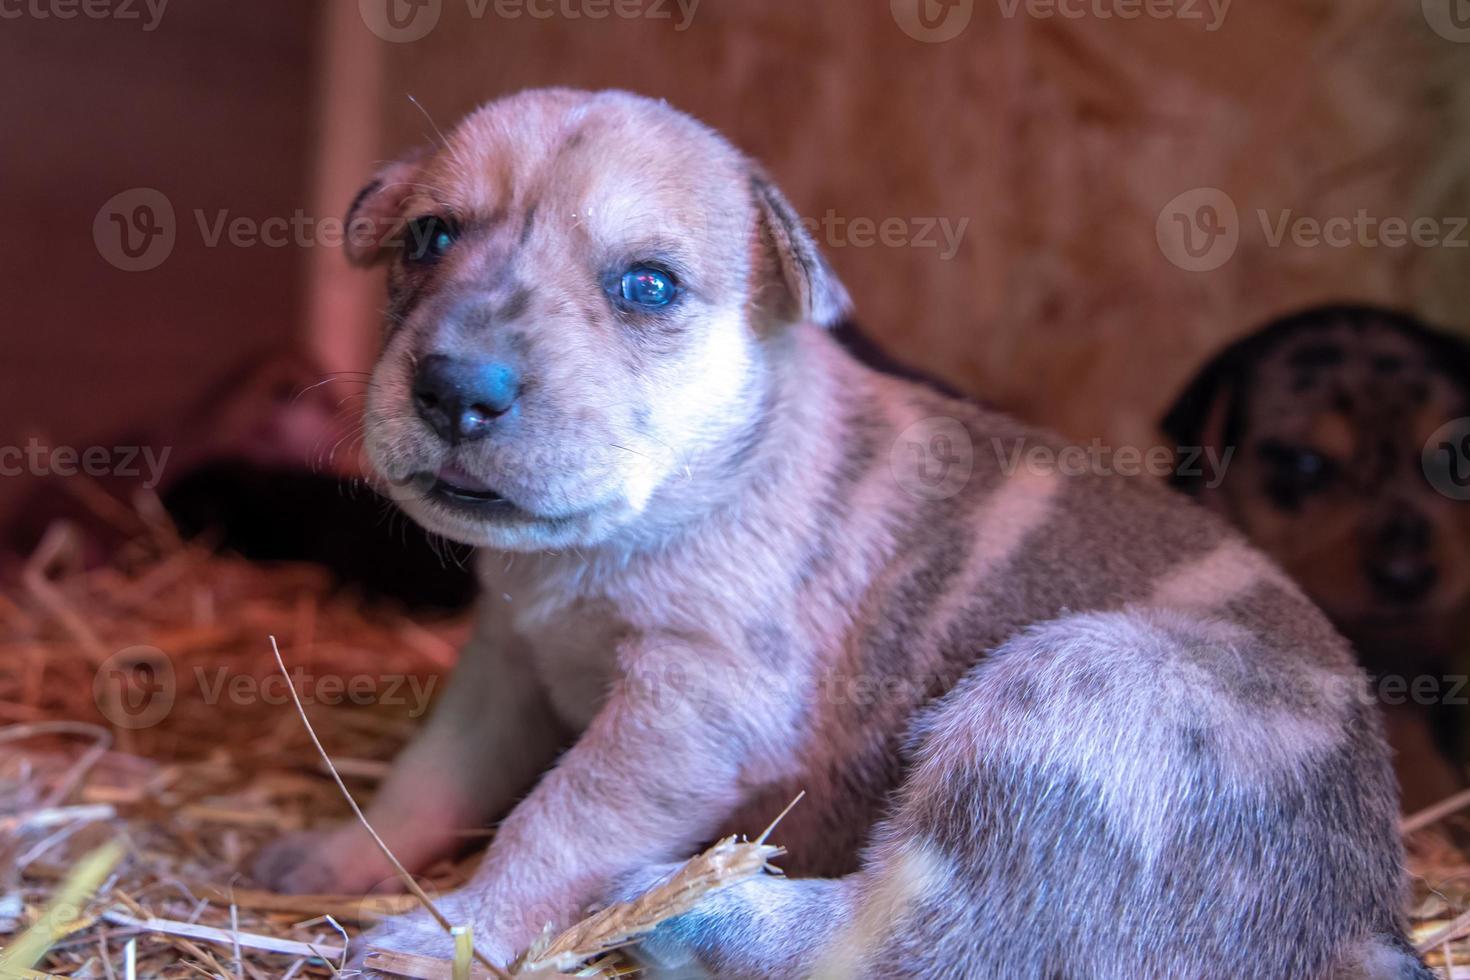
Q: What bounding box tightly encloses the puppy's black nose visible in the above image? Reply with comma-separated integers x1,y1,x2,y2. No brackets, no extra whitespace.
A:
1366,512,1437,604
412,354,520,443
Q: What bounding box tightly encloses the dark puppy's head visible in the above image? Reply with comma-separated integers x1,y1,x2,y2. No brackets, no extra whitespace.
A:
1162,305,1470,658
348,89,850,551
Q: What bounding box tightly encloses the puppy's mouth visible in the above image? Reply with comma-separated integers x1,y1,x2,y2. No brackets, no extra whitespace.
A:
419,464,515,511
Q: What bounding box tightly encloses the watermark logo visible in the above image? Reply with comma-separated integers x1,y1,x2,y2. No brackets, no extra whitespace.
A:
890,417,976,500
1159,190,1469,271
359,0,442,41
1423,417,1470,500
1156,187,1239,272
1423,0,1470,42
93,649,440,731
95,646,176,730
624,654,720,734
892,0,974,42
95,192,972,271
94,188,175,272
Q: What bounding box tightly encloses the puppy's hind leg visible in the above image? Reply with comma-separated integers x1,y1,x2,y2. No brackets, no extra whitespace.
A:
863,609,1418,979
1330,937,1437,980
624,609,1421,979
612,867,859,979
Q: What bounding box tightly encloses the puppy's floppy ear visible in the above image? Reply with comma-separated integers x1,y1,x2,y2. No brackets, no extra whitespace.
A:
748,167,852,328
1424,321,1470,400
1162,310,1327,493
1160,336,1258,495
343,150,430,267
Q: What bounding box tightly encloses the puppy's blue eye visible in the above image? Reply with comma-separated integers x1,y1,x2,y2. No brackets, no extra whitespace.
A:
1293,451,1326,478
619,267,678,308
406,217,457,265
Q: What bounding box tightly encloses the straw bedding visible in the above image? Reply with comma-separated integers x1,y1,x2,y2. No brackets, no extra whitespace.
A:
2,517,1468,977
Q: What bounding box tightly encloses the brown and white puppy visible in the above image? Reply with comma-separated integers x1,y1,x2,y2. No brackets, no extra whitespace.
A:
254,91,1424,977
1163,305,1470,813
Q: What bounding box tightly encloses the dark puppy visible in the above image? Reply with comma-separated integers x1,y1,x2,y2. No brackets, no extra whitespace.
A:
1163,304,1470,810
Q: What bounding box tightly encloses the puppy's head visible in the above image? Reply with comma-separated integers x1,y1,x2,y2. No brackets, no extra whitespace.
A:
351,89,849,551
1162,305,1470,661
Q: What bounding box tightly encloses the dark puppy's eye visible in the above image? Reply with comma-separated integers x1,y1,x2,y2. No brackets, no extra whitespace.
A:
404,216,458,265
618,267,679,309
1258,441,1337,508
1288,449,1328,480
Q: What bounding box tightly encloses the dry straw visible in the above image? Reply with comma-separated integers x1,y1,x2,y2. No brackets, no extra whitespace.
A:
3,513,1470,975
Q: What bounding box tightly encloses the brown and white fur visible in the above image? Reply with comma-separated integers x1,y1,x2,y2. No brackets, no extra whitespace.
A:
254,90,1424,978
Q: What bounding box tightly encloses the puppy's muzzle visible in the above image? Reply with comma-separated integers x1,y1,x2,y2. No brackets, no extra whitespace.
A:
1366,510,1438,605
412,354,522,444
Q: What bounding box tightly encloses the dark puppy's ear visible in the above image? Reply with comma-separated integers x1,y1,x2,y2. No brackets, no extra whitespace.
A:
343,150,430,267
1162,304,1361,493
1160,334,1262,495
1425,322,1470,399
748,167,852,328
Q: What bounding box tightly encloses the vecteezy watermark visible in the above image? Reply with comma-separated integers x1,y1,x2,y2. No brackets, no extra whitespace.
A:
1374,673,1470,707
0,439,171,487
992,436,1233,486
191,667,439,718
893,0,1227,41
995,0,1230,31
891,0,975,42
358,0,698,43
95,190,973,271
889,421,1233,500
803,211,970,261
1423,0,1470,42
0,0,168,30
1423,417,1470,501
1257,210,1470,251
94,647,440,729
93,192,406,272
1158,189,1469,272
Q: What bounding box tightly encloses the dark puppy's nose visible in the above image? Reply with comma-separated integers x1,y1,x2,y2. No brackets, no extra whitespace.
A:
1366,512,1437,604
412,354,520,443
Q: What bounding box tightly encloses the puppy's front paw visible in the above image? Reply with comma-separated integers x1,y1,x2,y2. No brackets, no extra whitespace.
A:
600,862,707,974
351,896,513,977
251,827,391,896
603,861,686,906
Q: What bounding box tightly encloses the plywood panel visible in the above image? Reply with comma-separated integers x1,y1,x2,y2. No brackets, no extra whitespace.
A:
362,0,1470,447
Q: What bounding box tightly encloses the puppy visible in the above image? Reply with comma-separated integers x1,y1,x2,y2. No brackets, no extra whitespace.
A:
255,91,1424,977
1162,304,1470,812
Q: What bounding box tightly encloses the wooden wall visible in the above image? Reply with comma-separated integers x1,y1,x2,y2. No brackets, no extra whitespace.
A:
3,0,1467,532
361,0,1470,445
0,0,319,519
